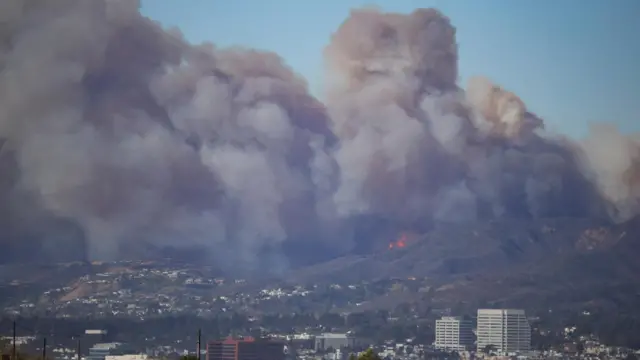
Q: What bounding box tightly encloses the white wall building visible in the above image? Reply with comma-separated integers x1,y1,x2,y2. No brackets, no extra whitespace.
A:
88,343,122,360
476,309,531,354
435,316,474,351
105,356,148,360
314,333,357,351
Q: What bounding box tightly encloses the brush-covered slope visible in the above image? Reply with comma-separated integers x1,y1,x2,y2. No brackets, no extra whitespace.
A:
291,217,640,309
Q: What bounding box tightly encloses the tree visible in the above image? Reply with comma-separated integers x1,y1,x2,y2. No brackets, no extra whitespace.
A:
482,344,497,355
358,348,382,360
180,355,198,360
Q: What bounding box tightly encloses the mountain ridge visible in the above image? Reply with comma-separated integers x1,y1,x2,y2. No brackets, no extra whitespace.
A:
1,217,638,314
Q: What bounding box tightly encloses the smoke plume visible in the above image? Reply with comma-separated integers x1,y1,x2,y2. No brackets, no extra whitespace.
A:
0,1,637,271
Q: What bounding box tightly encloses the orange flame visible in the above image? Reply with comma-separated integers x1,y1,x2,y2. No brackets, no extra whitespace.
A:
388,233,409,250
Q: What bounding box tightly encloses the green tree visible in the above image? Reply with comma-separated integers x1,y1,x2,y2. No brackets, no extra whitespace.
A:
180,355,198,360
358,348,382,360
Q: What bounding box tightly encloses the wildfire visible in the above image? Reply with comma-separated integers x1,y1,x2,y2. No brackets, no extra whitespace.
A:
388,232,409,249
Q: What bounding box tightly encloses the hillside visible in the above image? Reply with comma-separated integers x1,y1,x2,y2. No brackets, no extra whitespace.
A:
289,217,640,310
1,217,639,315
293,218,618,278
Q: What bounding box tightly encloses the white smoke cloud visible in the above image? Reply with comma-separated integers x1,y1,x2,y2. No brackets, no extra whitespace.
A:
578,124,640,222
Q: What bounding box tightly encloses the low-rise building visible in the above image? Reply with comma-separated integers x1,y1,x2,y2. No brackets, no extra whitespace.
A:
314,333,357,352
88,343,123,360
207,337,284,360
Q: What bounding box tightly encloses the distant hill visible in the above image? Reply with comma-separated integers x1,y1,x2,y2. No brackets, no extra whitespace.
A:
2,217,639,314
289,217,640,310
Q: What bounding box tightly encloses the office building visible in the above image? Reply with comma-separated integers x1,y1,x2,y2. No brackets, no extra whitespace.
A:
206,337,284,360
314,333,357,352
476,309,531,354
82,330,110,354
435,316,474,351
87,343,123,360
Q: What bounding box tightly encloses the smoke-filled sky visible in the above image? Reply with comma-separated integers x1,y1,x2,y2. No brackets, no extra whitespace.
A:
141,0,640,138
0,0,638,272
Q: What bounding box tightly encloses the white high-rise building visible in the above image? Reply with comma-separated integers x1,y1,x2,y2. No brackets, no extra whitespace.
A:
435,316,474,351
476,309,531,354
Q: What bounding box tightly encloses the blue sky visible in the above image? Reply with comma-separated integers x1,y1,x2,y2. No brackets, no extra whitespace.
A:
140,0,639,138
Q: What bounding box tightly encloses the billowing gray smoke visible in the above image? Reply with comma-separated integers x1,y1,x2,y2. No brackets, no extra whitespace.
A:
0,2,637,270
0,0,337,270
325,8,636,224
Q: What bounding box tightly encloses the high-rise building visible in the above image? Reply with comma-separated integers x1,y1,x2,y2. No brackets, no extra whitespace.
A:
314,333,357,352
206,337,285,360
434,316,474,351
476,309,531,354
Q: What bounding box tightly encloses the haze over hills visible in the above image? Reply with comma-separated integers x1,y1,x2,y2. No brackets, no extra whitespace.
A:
2,217,640,317
286,217,640,306
0,0,638,277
